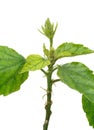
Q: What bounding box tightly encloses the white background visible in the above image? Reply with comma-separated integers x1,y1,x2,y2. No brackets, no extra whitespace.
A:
0,0,94,130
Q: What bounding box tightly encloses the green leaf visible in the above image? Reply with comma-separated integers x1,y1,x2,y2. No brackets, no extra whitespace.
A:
0,46,28,96
21,54,50,73
82,95,94,128
55,42,94,59
57,62,94,102
43,44,50,57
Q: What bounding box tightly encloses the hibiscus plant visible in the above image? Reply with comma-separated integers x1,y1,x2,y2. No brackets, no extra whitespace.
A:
0,18,94,130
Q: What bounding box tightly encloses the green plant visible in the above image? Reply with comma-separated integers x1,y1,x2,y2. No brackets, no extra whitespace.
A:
0,18,94,130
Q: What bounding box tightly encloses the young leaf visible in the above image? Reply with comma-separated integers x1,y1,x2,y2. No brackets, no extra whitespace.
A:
43,44,50,57
21,54,50,73
57,62,94,103
82,95,94,128
0,46,28,96
55,42,94,60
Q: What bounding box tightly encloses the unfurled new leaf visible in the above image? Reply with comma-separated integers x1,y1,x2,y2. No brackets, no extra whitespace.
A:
0,46,28,96
43,44,50,57
21,54,50,73
55,42,94,60
57,62,94,103
82,95,94,128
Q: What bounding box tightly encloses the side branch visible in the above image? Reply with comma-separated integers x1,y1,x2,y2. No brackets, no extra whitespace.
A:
52,67,57,72
52,79,60,84
41,69,48,75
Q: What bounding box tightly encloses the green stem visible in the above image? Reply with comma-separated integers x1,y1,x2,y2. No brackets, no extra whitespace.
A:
43,64,53,130
50,38,53,49
43,36,55,130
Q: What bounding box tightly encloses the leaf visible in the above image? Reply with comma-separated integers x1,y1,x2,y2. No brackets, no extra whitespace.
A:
57,62,94,103
43,44,50,57
82,95,94,128
55,42,94,59
21,54,50,73
0,46,28,96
